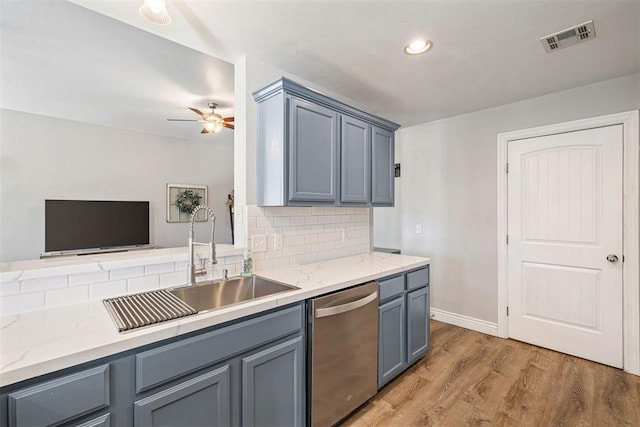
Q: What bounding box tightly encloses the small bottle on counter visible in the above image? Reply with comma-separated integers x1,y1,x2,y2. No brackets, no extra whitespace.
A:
240,250,253,277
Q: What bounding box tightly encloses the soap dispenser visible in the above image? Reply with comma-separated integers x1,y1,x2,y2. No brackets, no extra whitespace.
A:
240,250,253,277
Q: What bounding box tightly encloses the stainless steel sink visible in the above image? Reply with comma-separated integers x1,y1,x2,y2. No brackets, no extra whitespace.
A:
169,276,299,313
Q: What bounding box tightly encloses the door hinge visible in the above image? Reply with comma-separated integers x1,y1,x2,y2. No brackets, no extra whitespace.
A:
505,163,509,173
506,306,509,316
506,234,509,245
622,254,625,263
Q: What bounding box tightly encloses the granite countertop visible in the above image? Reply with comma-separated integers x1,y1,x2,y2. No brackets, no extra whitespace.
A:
0,252,430,388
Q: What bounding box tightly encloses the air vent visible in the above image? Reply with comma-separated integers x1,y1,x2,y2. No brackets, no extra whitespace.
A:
540,20,596,53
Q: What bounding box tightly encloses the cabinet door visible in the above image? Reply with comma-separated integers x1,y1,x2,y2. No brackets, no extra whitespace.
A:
241,336,304,427
407,286,430,365
340,115,371,204
288,96,338,203
378,297,406,388
134,365,230,427
371,126,395,205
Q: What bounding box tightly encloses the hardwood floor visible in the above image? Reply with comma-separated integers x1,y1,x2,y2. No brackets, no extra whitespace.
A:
342,320,640,426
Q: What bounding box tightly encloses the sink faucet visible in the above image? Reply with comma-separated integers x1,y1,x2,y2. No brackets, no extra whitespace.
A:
187,205,217,286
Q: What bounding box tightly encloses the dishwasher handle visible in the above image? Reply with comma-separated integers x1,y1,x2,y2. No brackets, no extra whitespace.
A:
315,291,378,318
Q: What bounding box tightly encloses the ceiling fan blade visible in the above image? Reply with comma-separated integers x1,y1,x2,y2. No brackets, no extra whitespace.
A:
201,127,211,134
222,123,235,130
167,119,198,121
189,107,206,117
223,116,234,122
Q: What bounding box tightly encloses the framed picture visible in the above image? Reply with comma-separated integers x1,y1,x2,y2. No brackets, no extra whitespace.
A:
166,183,208,223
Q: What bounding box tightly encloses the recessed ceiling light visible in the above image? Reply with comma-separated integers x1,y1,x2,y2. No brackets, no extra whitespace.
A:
404,38,433,56
139,0,171,25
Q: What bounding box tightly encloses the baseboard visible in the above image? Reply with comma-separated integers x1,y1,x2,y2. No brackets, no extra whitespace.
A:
430,308,499,336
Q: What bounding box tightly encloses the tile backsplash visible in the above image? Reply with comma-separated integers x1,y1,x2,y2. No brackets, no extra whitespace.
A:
0,206,372,316
245,205,372,270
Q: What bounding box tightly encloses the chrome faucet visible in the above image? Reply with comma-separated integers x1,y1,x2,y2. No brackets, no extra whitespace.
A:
187,205,217,286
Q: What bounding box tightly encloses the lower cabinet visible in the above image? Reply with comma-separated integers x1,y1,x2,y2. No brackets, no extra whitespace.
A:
0,303,305,427
378,297,406,386
134,366,230,427
377,266,430,389
241,336,304,427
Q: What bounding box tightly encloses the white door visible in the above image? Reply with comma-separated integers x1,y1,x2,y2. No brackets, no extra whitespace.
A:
507,125,623,368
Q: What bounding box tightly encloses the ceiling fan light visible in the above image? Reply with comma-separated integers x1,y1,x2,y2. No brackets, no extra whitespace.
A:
139,0,171,25
204,121,215,131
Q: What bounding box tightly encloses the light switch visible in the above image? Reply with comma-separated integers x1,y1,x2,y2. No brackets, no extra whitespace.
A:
415,224,422,234
252,234,267,252
273,234,283,250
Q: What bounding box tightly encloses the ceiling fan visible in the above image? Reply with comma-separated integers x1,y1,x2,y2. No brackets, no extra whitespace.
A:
167,102,234,133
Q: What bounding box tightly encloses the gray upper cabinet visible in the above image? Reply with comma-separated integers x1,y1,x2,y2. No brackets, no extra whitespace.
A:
289,97,338,203
253,77,400,207
340,115,371,204
371,126,395,206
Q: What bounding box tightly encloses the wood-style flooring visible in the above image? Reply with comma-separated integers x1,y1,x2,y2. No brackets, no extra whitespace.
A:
342,320,640,426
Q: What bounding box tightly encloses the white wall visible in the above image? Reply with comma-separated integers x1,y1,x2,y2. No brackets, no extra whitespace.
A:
0,109,234,262
398,72,640,323
373,142,401,249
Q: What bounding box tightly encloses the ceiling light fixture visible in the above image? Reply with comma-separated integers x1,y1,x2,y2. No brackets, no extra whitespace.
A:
404,38,433,56
139,0,171,25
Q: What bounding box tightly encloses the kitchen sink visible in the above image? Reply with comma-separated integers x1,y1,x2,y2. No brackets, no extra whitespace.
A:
169,276,299,313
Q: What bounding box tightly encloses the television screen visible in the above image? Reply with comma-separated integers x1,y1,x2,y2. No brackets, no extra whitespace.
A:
45,200,150,253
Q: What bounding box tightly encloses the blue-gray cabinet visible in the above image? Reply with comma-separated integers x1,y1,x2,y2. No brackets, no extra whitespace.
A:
253,77,400,207
377,266,430,388
134,366,230,427
378,297,406,387
371,126,395,205
241,336,304,427
0,303,305,427
341,115,371,204
289,97,338,203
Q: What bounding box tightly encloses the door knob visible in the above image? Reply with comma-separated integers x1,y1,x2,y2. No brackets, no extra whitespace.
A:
607,254,619,263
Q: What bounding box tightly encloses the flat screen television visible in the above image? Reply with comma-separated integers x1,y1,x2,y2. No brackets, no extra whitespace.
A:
44,200,150,255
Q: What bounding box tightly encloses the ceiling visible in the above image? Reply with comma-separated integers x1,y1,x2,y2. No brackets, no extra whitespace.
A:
0,0,234,141
2,0,639,136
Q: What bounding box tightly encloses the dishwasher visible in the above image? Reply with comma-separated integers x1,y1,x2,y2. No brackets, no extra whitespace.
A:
308,281,379,427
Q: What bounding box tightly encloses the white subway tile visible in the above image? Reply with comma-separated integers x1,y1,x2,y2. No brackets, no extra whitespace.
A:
311,207,324,215
46,286,89,308
175,261,189,272
285,235,305,246
317,250,332,261
273,257,292,268
0,281,20,297
89,280,127,299
304,234,318,244
256,216,271,227
347,208,362,215
243,216,255,229
22,276,68,293
159,271,187,289
304,253,319,264
330,249,342,258
225,255,243,264
255,259,274,271
304,216,319,225
298,244,313,255
290,216,305,226
265,250,283,259
297,207,312,216
281,207,299,216
247,205,262,218
311,242,324,252
265,207,283,217
335,207,347,214
69,271,109,287
322,241,337,250
0,292,45,315
109,266,144,281
323,207,335,215
282,245,299,256
274,216,291,227
145,262,175,275
127,276,159,293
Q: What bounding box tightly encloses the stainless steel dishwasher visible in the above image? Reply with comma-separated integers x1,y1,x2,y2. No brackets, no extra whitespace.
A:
308,281,379,427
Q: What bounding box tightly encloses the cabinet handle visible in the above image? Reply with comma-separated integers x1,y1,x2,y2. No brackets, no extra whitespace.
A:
315,292,378,318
